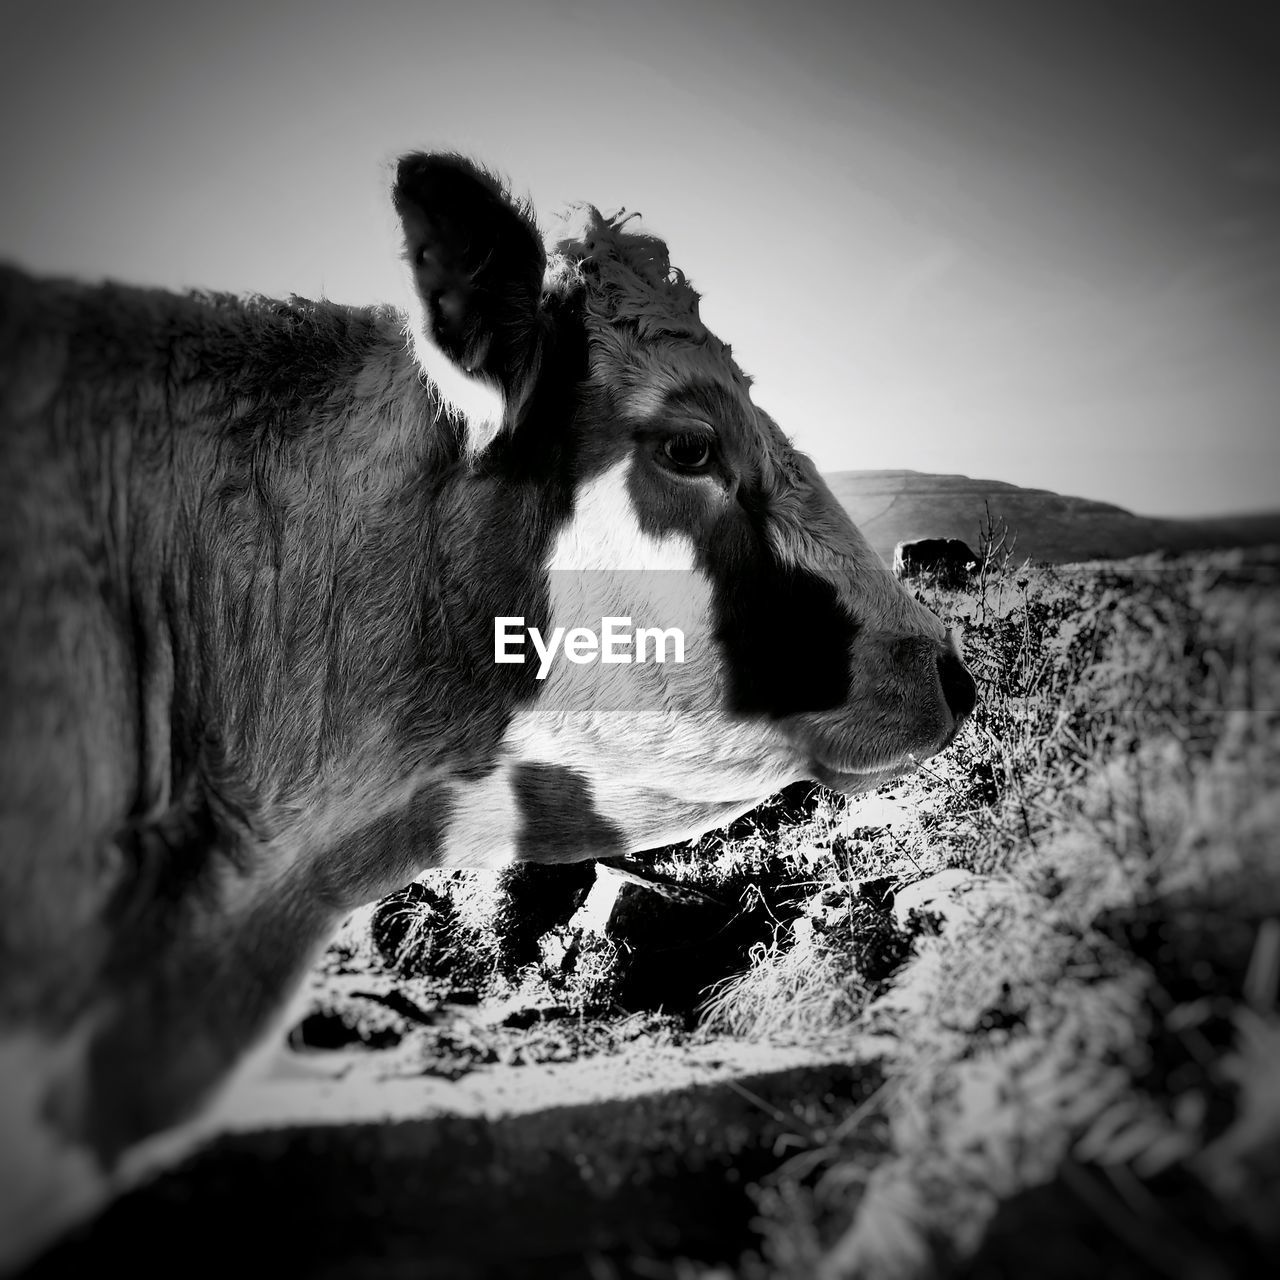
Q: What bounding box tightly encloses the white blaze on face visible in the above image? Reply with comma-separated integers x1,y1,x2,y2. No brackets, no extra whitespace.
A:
400,276,505,457
501,458,802,849
545,458,695,573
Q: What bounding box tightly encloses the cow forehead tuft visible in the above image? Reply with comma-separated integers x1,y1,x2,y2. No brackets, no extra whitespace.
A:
544,208,803,478
551,208,737,365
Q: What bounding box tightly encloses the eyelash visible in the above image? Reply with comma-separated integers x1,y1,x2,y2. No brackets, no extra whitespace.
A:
659,432,714,472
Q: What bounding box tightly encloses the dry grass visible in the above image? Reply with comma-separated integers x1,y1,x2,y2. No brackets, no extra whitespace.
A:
711,542,1280,1278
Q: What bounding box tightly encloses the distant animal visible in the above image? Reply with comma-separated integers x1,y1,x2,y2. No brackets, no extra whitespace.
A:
893,537,982,588
0,152,976,1266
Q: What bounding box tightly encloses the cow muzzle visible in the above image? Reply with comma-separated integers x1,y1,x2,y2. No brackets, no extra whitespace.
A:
786,629,978,793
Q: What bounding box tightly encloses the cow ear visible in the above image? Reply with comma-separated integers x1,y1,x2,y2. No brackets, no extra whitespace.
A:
393,153,547,455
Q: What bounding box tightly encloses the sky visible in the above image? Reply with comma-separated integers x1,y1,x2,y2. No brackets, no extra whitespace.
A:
2,0,1278,517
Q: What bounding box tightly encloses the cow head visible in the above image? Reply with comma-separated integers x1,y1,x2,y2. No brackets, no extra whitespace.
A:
393,154,976,864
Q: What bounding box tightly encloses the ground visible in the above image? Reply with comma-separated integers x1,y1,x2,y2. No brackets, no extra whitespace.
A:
24,542,1280,1279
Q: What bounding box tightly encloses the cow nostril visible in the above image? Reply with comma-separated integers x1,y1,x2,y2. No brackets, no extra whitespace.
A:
938,651,977,722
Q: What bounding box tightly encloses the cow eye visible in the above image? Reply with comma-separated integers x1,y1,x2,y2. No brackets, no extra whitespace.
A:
660,433,713,471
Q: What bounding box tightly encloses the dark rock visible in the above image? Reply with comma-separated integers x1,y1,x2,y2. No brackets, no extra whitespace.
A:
488,861,598,975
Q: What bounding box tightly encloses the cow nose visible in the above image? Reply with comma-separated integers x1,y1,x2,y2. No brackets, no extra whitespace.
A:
938,648,977,722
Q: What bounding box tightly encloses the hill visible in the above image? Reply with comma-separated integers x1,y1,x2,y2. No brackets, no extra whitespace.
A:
825,469,1280,565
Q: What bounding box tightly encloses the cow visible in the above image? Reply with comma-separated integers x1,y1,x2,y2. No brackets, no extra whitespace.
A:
893,537,981,589
0,152,976,1267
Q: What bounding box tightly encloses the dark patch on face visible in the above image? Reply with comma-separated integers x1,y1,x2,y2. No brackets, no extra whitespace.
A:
707,512,857,718
512,762,626,864
624,382,858,719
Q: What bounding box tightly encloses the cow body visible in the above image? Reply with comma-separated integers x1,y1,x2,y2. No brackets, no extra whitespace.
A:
893,537,981,589
0,154,975,1267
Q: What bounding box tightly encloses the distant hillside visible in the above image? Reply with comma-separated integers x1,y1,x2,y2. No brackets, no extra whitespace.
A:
825,469,1280,566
